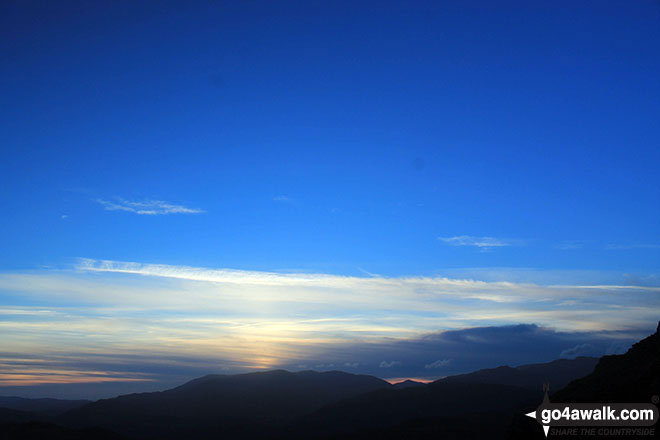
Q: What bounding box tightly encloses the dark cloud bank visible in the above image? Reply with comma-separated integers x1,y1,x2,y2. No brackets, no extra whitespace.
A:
282,323,649,380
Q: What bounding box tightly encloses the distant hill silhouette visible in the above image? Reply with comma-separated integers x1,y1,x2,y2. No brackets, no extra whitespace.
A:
55,357,595,439
306,357,599,439
393,379,427,389
0,396,89,417
0,405,123,440
290,381,540,439
59,369,391,439
439,356,598,391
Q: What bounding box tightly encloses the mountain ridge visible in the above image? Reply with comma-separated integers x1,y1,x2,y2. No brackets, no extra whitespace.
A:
58,369,392,439
439,356,598,391
0,395,90,417
1,342,650,439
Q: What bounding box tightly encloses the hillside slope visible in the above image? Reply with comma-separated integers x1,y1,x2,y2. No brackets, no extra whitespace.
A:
553,321,660,403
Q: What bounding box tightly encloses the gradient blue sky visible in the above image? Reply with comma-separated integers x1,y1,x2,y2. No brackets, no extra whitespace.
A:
1,1,659,398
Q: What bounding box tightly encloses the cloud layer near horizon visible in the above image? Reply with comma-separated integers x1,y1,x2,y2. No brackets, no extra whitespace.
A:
0,259,658,398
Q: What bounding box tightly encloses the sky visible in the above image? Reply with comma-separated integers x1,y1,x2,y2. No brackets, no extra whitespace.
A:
1,0,659,399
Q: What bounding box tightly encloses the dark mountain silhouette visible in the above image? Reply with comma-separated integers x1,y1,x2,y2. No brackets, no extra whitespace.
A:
0,407,123,440
0,407,43,424
290,381,540,439
59,369,391,439
393,379,427,389
439,356,598,391
3,332,651,440
509,322,660,439
553,321,660,403
0,421,124,440
55,357,594,439
0,396,89,417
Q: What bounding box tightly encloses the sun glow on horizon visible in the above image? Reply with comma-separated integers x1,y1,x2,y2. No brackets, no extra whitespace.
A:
0,259,656,394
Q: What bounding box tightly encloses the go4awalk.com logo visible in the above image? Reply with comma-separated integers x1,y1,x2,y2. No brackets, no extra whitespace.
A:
525,386,658,437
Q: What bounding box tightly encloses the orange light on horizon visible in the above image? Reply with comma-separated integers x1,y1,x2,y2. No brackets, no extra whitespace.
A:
0,369,156,386
384,377,435,385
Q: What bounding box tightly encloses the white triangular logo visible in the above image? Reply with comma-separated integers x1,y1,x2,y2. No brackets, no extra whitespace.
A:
543,425,550,437
525,411,536,419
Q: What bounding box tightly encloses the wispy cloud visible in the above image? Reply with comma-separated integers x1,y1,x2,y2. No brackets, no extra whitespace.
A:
554,241,583,250
379,360,401,368
559,343,598,359
425,359,452,369
605,243,660,250
96,198,204,215
438,235,523,250
273,195,292,203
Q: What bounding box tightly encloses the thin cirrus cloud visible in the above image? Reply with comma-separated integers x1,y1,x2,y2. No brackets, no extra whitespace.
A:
425,359,451,369
554,241,584,250
605,243,660,250
95,198,204,215
438,235,523,249
379,361,401,368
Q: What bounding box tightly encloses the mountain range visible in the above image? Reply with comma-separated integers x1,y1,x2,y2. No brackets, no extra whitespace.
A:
1,321,658,439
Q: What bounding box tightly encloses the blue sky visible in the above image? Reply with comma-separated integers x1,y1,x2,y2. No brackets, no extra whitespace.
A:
1,1,659,398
